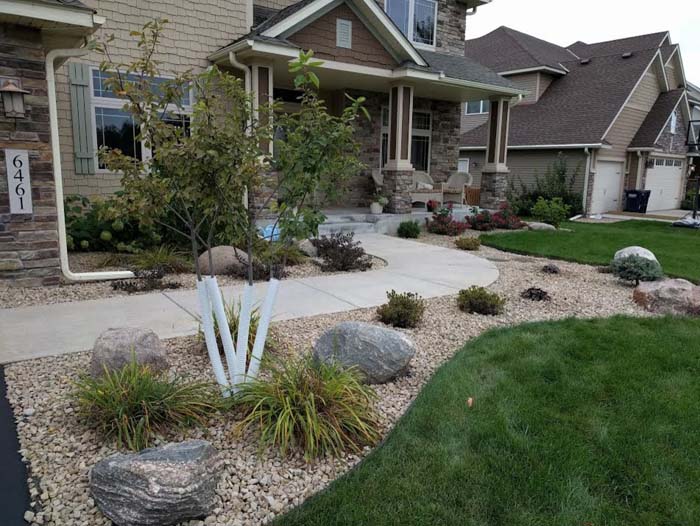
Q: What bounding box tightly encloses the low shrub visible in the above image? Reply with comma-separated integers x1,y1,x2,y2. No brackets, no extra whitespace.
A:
469,210,497,231
397,221,421,239
312,233,373,272
426,207,469,236
261,242,308,267
457,286,505,316
111,269,182,294
491,203,525,230
542,263,561,275
610,255,663,285
455,237,481,251
521,287,551,301
73,360,221,451
531,197,571,228
132,246,192,273
234,355,381,460
377,290,426,328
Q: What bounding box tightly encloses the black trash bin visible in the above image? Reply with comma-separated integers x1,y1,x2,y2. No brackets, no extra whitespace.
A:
624,190,651,213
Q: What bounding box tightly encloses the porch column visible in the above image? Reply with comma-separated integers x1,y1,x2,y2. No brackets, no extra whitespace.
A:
384,83,414,214
480,97,511,209
251,62,273,155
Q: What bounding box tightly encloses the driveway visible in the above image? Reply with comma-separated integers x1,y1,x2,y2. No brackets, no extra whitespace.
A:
0,234,498,363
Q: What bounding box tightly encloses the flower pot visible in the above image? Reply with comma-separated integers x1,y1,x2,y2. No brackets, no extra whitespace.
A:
370,202,384,214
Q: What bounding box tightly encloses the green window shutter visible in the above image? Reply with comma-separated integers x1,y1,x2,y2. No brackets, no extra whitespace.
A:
68,62,96,175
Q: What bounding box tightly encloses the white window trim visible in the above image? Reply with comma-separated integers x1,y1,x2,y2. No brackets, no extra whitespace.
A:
670,111,678,135
385,0,437,51
89,67,193,174
336,18,352,49
465,99,488,115
380,106,432,173
458,157,470,174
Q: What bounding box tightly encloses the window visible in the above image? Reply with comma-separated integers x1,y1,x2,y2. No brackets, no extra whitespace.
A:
674,160,683,167
655,159,664,166
670,112,678,135
458,158,470,173
380,107,432,172
385,0,437,48
336,19,352,49
465,100,489,115
90,69,192,170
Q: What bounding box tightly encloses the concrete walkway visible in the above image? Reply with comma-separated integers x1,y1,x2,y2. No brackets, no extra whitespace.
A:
0,234,498,363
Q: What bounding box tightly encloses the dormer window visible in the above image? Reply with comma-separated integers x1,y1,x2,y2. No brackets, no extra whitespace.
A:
386,0,437,49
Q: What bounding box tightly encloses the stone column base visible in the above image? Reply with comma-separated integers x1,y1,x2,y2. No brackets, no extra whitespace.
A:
479,169,509,210
383,169,414,214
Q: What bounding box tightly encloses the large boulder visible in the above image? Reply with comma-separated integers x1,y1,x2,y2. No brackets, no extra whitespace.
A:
313,322,416,384
298,239,318,258
527,222,557,232
614,246,658,263
197,246,247,276
90,440,222,526
633,279,700,315
90,327,168,377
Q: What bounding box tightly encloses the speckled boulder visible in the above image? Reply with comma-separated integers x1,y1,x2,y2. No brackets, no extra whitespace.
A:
89,440,222,526
90,327,168,377
633,279,700,315
614,246,658,263
313,321,415,384
197,246,247,276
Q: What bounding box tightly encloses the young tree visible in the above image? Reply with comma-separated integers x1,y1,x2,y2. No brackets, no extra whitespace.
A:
97,21,366,393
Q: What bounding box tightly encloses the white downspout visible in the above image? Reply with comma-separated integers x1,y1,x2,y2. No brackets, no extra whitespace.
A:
46,48,135,281
581,147,592,214
229,51,251,95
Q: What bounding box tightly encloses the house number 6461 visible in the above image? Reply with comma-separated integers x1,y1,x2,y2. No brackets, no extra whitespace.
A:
5,149,33,214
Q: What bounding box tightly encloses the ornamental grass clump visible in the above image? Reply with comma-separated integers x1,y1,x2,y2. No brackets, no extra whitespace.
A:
132,245,192,273
234,355,380,460
377,290,426,328
455,237,481,251
610,255,663,285
457,286,505,316
397,221,421,239
73,360,222,451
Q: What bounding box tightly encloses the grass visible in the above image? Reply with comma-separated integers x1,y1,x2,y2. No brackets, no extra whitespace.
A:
276,316,700,526
480,220,700,282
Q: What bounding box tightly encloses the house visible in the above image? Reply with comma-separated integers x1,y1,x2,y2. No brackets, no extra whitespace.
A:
460,27,694,215
1,0,522,287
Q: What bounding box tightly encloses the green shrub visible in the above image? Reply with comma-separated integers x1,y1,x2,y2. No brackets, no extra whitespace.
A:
457,286,505,316
681,187,698,211
73,360,221,451
531,197,571,228
377,290,426,328
132,246,192,273
397,221,421,239
234,355,381,460
312,233,372,272
455,237,481,251
610,255,663,285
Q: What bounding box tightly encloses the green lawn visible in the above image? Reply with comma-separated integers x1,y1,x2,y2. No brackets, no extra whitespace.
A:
276,317,700,526
480,220,700,282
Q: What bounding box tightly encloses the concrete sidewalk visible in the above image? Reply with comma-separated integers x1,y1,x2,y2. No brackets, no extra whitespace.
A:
0,234,498,363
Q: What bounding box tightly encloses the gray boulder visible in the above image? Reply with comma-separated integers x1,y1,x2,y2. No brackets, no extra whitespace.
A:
299,239,318,258
614,246,658,263
313,321,415,384
90,327,168,377
198,246,247,276
633,279,700,315
527,222,557,232
90,440,222,526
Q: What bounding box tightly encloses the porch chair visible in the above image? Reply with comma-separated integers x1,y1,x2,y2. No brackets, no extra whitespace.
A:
441,172,473,205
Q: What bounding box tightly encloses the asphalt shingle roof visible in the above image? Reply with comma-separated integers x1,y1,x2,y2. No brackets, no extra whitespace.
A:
417,50,518,90
461,47,659,148
464,26,577,73
630,89,685,148
567,32,668,58
36,0,93,10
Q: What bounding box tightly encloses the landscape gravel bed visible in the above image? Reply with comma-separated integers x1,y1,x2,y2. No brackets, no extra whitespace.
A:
0,253,386,309
5,237,649,526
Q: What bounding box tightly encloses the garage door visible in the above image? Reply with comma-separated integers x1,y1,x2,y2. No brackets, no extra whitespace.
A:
645,157,684,211
591,160,624,214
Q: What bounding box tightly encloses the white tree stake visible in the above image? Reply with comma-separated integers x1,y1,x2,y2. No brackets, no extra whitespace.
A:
205,276,238,386
196,280,230,394
234,283,254,387
246,278,280,380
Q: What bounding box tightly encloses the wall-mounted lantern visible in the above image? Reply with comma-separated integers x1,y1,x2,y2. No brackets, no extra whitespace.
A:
0,78,30,118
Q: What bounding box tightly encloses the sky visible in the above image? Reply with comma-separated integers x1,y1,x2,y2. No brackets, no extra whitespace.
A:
465,0,700,84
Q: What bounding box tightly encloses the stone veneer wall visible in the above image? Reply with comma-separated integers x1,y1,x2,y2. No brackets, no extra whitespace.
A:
57,0,249,199
0,24,61,287
655,106,688,155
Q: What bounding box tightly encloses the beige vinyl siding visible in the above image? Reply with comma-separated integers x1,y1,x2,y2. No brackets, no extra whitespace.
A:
463,150,587,194
603,71,661,159
460,110,489,133
58,0,249,199
665,55,683,89
255,0,298,9
507,73,539,104
538,73,555,99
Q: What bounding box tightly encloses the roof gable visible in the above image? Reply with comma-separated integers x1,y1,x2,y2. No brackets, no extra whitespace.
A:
630,89,686,148
464,26,576,74
258,0,427,66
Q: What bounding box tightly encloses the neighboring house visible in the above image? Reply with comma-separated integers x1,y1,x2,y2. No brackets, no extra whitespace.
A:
51,0,522,213
460,27,694,215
